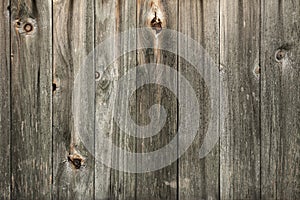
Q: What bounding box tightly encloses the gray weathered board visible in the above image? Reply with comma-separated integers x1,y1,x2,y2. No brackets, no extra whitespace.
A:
0,0,299,199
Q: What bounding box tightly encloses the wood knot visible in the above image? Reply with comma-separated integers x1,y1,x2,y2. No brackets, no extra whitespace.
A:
24,23,33,33
151,12,162,34
14,18,37,36
275,49,286,63
67,153,84,169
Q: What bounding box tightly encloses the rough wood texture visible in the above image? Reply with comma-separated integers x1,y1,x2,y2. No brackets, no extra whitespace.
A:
0,0,10,199
178,0,220,199
94,0,137,199
220,0,261,199
260,0,300,199
52,0,94,199
10,0,52,198
136,0,178,199
1,0,300,199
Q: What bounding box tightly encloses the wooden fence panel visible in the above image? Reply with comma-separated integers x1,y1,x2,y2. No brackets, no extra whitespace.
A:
94,0,137,199
0,0,11,199
261,0,300,199
0,0,299,199
52,0,95,199
10,0,53,198
220,0,261,199
136,0,178,199
178,0,220,199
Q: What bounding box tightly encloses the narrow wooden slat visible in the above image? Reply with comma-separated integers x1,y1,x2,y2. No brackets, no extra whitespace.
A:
220,0,261,199
136,0,178,199
178,0,220,199
261,0,300,199
0,0,11,199
94,0,137,199
52,0,95,199
10,0,52,198
93,1,116,199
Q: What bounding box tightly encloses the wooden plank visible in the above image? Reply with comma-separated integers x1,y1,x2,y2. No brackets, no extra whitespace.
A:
52,0,95,199
94,0,137,199
136,0,178,199
178,0,220,199
220,0,261,199
10,0,52,198
260,0,300,199
0,0,11,199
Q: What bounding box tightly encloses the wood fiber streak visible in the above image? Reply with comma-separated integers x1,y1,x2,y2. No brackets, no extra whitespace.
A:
0,0,11,198
136,0,178,199
178,0,220,199
261,0,300,199
94,0,136,199
10,0,52,198
53,0,95,199
220,0,261,199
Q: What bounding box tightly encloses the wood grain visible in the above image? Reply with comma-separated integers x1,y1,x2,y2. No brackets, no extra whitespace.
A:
260,0,300,199
220,0,261,199
52,0,95,199
94,0,137,199
10,0,52,198
178,0,220,199
0,1,299,199
0,0,11,199
136,0,178,199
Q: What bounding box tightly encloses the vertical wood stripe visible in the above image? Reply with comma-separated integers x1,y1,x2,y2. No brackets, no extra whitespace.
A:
53,0,94,199
261,0,300,199
136,0,178,199
220,0,261,199
94,0,137,199
178,0,220,199
0,0,11,199
10,0,53,198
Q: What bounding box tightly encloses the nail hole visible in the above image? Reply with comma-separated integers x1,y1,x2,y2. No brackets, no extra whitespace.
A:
16,21,21,26
24,23,33,32
151,12,162,34
275,49,286,62
52,83,57,92
95,71,100,80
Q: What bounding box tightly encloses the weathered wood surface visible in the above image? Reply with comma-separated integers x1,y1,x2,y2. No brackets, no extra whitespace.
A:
136,0,178,199
178,0,220,199
94,0,137,199
0,0,299,199
0,0,10,199
10,0,53,198
220,0,261,199
53,0,94,199
261,0,300,199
